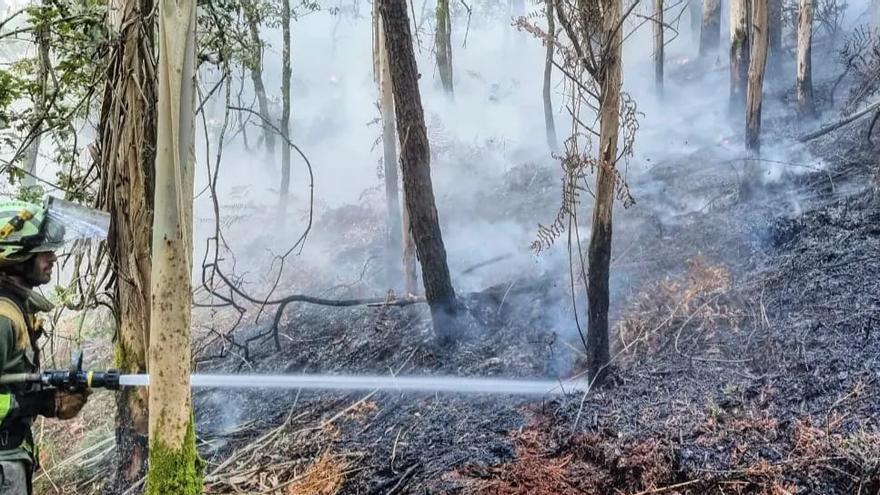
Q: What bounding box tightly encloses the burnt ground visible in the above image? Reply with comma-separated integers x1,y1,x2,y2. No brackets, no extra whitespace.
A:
183,75,880,495
44,119,876,495
18,29,877,495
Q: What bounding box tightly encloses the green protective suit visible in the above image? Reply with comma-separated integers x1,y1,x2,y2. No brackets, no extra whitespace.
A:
0,276,56,495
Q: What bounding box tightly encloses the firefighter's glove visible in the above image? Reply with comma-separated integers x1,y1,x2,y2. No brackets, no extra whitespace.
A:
54,390,89,420
16,389,58,418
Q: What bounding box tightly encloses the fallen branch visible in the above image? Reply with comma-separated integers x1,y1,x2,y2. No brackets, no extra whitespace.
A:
225,105,316,323
798,100,880,142
460,254,512,275
202,263,427,353
120,478,145,495
208,263,424,308
377,463,419,494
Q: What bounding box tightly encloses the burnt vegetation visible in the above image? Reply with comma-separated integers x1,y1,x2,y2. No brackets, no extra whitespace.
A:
2,0,879,493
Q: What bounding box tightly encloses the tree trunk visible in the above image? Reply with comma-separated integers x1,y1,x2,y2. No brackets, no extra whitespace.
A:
23,0,51,187
508,0,527,40
435,0,453,95
730,0,750,112
279,0,291,215
654,0,664,96
543,0,558,149
700,0,721,57
379,0,458,343
871,0,880,35
96,0,155,490
146,0,200,492
690,0,702,43
242,0,275,158
796,0,814,117
374,2,404,289
402,201,418,294
586,0,622,385
768,0,782,69
746,0,768,152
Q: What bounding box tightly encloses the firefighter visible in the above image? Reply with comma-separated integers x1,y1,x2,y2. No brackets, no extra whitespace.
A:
0,200,92,494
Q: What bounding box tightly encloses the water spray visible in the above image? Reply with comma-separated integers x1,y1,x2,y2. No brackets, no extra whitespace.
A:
0,353,588,396
118,373,587,395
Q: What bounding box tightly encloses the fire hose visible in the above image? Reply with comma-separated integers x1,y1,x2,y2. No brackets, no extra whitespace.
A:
0,352,119,391
0,352,588,395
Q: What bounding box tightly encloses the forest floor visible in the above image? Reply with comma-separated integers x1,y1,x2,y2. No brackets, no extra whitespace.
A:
187,64,879,494
35,59,880,494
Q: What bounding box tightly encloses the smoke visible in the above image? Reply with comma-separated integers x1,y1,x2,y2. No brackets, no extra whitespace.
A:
191,4,568,293
189,0,856,361
4,0,869,375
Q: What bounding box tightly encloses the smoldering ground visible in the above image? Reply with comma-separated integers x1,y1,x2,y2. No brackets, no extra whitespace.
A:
184,0,875,383
9,0,879,491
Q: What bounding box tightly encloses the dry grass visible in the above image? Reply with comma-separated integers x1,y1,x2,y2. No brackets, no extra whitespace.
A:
458,428,608,495
841,429,880,478
286,451,349,495
344,400,378,422
616,256,738,360
33,392,115,495
34,307,116,495
791,418,835,457
201,393,381,494
456,416,679,495
764,481,801,495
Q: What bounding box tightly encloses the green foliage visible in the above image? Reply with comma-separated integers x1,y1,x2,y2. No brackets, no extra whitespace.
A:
0,70,22,129
0,0,106,196
51,283,77,306
15,184,45,203
198,0,321,73
0,0,320,199
54,153,94,203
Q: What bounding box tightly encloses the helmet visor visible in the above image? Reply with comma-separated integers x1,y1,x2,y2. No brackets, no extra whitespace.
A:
40,197,109,249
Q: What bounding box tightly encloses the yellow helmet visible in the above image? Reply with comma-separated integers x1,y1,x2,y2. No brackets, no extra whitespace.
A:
0,197,108,265
0,200,64,265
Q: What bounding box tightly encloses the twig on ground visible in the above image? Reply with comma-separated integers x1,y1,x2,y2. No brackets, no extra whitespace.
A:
460,254,511,275
631,479,701,495
385,464,419,495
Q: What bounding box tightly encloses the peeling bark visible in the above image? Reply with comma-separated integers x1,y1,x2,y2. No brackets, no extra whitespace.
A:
796,0,814,117
700,0,721,57
402,201,418,295
96,0,155,488
730,0,750,112
147,0,200,491
374,3,405,290
543,0,558,149
746,0,769,151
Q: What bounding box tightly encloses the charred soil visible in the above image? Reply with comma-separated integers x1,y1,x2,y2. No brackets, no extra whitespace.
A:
191,120,880,494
